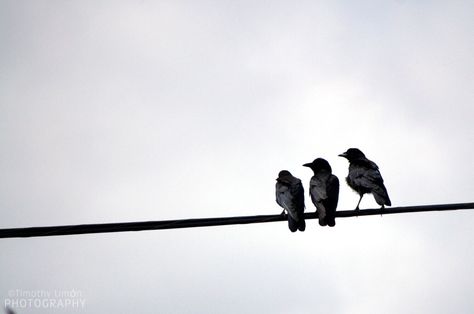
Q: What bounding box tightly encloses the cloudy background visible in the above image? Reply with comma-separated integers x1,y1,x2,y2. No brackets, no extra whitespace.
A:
1,0,473,313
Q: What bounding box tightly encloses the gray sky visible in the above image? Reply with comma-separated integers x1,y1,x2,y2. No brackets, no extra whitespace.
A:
1,0,473,313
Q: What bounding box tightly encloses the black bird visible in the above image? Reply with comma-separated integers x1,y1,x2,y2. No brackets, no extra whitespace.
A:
303,158,340,227
275,170,306,232
339,148,391,210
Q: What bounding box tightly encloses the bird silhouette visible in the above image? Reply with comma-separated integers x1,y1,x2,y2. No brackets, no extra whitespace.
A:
303,158,339,227
339,148,391,210
275,170,306,232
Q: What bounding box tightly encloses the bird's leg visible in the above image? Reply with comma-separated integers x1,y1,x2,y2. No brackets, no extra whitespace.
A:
355,195,363,211
280,209,286,216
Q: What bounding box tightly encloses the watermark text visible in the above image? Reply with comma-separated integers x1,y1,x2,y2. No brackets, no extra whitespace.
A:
4,289,85,310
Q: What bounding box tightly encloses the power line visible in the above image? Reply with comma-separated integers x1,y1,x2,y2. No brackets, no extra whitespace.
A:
0,202,473,239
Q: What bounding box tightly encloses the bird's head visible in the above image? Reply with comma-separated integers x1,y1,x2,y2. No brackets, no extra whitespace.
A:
338,148,365,161
303,158,332,173
276,170,292,181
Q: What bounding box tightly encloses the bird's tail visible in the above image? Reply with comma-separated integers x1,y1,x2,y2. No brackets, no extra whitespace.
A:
326,214,336,227
288,214,306,232
298,218,306,231
317,205,327,227
288,216,298,232
318,217,327,226
373,184,391,207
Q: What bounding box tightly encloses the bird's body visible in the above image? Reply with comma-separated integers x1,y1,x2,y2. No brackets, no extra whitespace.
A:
303,158,339,227
339,148,391,210
275,170,306,232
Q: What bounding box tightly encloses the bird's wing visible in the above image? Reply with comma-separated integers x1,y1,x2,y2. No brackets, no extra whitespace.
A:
308,176,328,224
276,182,299,220
350,163,385,189
309,176,327,201
276,182,289,208
292,181,305,217
325,175,340,213
364,160,384,183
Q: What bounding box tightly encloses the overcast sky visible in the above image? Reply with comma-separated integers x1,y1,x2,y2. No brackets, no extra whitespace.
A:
1,0,473,313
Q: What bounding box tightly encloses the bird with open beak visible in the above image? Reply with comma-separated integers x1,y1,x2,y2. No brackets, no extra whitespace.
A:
275,170,306,232
339,148,391,210
303,158,339,227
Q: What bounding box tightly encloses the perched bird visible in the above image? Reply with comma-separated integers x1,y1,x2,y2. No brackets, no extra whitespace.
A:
275,170,306,232
303,158,340,227
339,148,391,210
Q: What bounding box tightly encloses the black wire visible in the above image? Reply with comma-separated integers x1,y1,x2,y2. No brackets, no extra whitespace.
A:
0,202,472,239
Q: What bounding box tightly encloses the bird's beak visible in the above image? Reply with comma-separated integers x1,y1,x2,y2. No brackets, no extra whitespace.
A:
302,163,311,167
338,152,347,158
